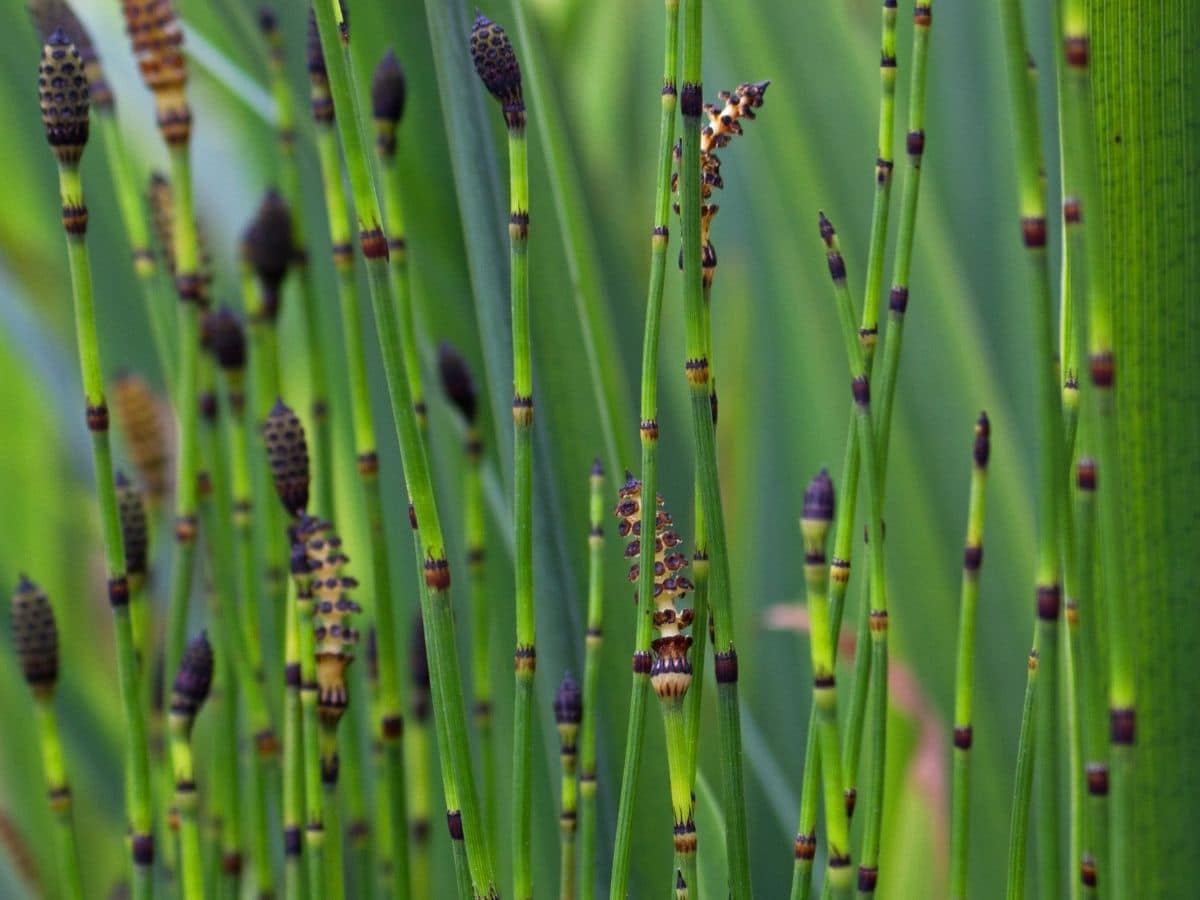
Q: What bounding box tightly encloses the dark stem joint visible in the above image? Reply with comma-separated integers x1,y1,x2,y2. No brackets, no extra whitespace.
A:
906,129,925,156
858,866,879,893
653,225,669,238
423,556,450,591
381,714,403,739
1086,763,1109,795
132,833,155,865
953,725,973,749
845,787,858,818
1110,707,1135,744
285,663,301,687
62,204,88,235
586,626,602,638
632,651,652,674
913,4,932,25
86,402,109,432
889,285,909,313
869,609,888,632
320,754,340,785
388,236,407,253
446,810,464,841
963,544,983,571
794,832,816,860
1064,196,1082,224
514,644,537,673
680,82,703,117
714,649,739,683
640,418,659,440
829,853,851,869
474,700,492,719
360,227,389,260
826,250,847,282
283,826,301,856
880,54,897,69
1080,854,1098,887
1021,216,1047,248
814,673,835,689
356,451,379,476
852,375,871,407
1036,584,1061,620
221,852,243,875
467,546,486,566
1089,352,1115,388
175,273,205,304
108,576,130,608
662,80,677,97
174,515,197,543
805,550,827,566
1065,35,1090,67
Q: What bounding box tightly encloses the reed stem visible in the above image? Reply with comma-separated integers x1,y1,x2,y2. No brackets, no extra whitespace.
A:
1006,649,1040,900
608,0,679,894
555,674,582,899
679,0,753,891
579,460,604,900
169,633,214,900
949,414,991,898
33,695,85,900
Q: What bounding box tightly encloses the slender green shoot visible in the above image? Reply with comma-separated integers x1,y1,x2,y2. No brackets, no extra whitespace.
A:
168,632,215,900
555,674,583,899
579,460,605,900
1006,649,1040,900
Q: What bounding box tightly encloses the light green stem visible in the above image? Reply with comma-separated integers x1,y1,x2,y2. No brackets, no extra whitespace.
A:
170,718,204,900
1006,650,1040,900
34,698,84,900
579,464,604,900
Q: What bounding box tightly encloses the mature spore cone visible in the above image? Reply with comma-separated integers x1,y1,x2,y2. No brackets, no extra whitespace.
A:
28,1,112,110
11,576,58,695
372,48,406,155
437,341,478,423
205,307,247,371
112,372,171,503
171,631,213,723
121,0,190,144
243,190,294,318
614,475,695,699
39,29,90,165
294,516,362,727
470,12,524,128
117,472,150,577
264,399,310,517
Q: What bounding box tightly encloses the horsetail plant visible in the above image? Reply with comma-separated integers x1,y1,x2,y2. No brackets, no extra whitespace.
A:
111,372,172,508
10,577,84,900
949,413,991,899
676,0,758,887
117,471,151,668
308,19,413,896
37,29,155,898
794,470,853,899
608,0,679,891
438,340,496,839
1006,647,1041,900
311,2,498,891
169,631,214,900
579,459,604,900
816,212,891,896
615,475,699,893
407,614,435,898
470,15,539,897
996,0,1070,889
554,673,582,899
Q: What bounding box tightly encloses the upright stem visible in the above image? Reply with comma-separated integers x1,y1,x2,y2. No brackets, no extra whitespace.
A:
169,719,204,900
33,698,84,900
463,427,495,840
579,462,604,900
1006,650,1040,900
311,60,411,900
311,4,496,893
283,569,307,900
680,0,752,892
57,161,154,899
949,415,991,899
608,1,679,895
296,568,327,899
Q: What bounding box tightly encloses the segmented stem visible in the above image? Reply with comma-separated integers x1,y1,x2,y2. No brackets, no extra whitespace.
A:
33,698,84,900
579,462,605,900
1006,650,1040,900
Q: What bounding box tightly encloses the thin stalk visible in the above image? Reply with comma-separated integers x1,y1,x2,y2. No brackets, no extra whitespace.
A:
33,698,84,900
608,0,679,895
295,567,327,899
211,626,242,900
170,719,205,900
465,439,495,840
555,675,582,900
817,215,890,897
997,0,1070,891
579,461,605,900
319,727,346,900
283,571,307,900
55,156,155,899
679,0,752,892
949,415,991,899
406,619,434,900
310,49,411,899
800,472,853,899
1006,649,1041,900
1075,459,1107,896
311,4,497,894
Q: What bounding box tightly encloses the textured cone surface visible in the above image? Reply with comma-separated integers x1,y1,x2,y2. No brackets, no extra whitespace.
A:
11,577,58,690
371,48,406,123
171,631,213,718
205,307,247,370
470,13,523,118
243,190,294,304
121,0,189,142
554,672,582,725
264,400,310,516
117,472,150,576
28,1,111,110
39,29,89,164
437,341,478,423
113,372,172,502
802,468,835,522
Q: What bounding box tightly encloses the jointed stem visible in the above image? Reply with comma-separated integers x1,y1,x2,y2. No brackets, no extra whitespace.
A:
33,698,84,900
1006,650,1040,900
579,462,605,900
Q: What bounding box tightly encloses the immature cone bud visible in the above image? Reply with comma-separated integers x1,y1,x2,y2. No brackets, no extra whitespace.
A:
205,307,247,371
263,399,310,517
117,472,150,577
974,411,991,468
372,49,406,156
470,13,524,128
437,341,478,423
553,672,582,727
39,28,90,165
243,190,294,318
171,631,213,723
801,467,835,552
11,576,58,696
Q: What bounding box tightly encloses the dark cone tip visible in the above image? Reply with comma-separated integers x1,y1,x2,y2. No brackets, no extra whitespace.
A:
802,467,835,522
553,672,582,725
437,342,478,423
172,631,214,715
11,575,58,689
244,189,294,289
371,48,407,124
974,411,991,467
591,457,604,477
818,211,835,243
257,6,278,34
205,307,247,370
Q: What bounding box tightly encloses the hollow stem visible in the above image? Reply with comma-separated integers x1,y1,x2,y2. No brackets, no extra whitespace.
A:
169,711,205,900
33,697,84,900
283,570,306,900
463,426,495,840
608,1,679,896
579,462,605,900
295,567,326,898
1006,650,1040,900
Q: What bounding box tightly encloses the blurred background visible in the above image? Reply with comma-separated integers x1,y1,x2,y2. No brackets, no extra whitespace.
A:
0,0,1072,895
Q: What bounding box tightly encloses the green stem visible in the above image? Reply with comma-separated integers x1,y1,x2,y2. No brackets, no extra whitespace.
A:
57,162,154,899
296,573,327,899
1006,650,1040,900
34,698,84,900
465,441,495,844
609,1,679,896
311,5,496,893
170,717,204,900
284,572,307,900
381,161,426,427
320,729,346,900
680,0,752,893
579,462,604,900
949,416,991,899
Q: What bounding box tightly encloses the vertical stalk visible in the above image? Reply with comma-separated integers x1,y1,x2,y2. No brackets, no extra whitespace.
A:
283,567,307,900
295,553,327,899
1006,650,1040,900
579,461,604,900
679,0,753,891
168,632,214,900
39,33,154,893
311,4,497,894
309,30,411,897
949,415,991,898
608,0,679,895
997,0,1070,892
33,697,85,900
406,617,434,899
555,674,582,900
